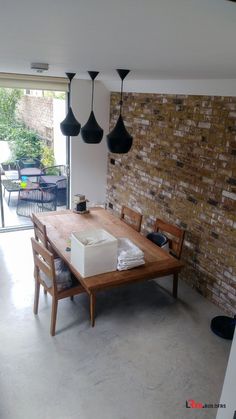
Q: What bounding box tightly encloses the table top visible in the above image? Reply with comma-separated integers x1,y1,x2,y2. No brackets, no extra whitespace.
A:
2,179,39,190
2,179,21,191
35,208,184,293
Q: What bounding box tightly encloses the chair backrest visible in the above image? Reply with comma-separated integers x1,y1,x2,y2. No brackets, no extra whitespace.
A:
32,213,49,249
154,218,185,259
31,237,57,291
120,206,142,232
17,158,41,169
42,165,66,176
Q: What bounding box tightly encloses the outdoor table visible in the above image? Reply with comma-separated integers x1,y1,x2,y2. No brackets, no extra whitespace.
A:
2,179,21,205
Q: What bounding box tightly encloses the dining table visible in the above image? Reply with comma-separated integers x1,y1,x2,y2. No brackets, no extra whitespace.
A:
34,207,184,326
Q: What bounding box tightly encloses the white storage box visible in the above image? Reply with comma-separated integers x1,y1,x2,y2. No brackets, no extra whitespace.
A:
71,229,118,277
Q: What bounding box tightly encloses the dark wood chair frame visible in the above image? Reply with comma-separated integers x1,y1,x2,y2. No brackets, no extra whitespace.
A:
120,205,143,232
31,237,84,336
154,218,185,298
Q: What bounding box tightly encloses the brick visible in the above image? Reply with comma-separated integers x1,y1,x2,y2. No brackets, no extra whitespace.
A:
222,191,236,201
198,122,211,129
107,91,236,316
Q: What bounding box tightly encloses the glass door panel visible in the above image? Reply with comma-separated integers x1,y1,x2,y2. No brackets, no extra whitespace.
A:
0,87,66,231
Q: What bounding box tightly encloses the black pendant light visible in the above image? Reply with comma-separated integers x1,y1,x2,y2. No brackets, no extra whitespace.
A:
107,69,133,154
81,71,103,144
60,73,81,136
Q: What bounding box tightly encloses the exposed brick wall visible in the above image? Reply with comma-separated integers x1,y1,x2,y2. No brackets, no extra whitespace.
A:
107,92,236,315
17,95,54,144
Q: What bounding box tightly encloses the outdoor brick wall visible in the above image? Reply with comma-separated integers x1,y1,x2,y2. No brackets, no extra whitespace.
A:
107,92,236,315
17,95,53,144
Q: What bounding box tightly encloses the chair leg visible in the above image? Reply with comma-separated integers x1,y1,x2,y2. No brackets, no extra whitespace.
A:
173,273,178,299
90,293,96,327
33,281,40,314
70,296,74,301
50,298,58,336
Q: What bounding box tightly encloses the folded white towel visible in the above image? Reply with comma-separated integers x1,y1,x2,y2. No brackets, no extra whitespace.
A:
117,238,145,271
117,238,144,259
117,260,145,271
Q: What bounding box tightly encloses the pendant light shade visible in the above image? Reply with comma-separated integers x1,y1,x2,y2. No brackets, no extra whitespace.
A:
107,114,133,153
107,69,133,154
60,106,81,136
81,71,103,144
60,72,81,136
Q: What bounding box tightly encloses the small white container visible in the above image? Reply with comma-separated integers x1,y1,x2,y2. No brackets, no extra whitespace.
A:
71,228,118,277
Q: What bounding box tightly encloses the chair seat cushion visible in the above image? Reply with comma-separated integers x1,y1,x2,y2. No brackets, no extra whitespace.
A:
40,175,66,188
40,258,72,291
20,168,42,176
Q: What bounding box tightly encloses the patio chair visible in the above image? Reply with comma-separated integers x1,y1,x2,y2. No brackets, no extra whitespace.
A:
31,237,84,336
17,183,57,217
41,165,66,176
40,165,67,206
17,158,43,179
120,205,143,232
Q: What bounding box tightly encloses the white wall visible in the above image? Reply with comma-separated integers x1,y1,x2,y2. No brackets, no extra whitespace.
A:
216,331,236,419
70,80,110,207
53,98,66,166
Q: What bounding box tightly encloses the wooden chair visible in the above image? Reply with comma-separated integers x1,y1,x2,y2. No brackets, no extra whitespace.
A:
31,237,84,336
120,206,142,232
32,212,57,256
154,218,185,298
32,212,48,248
32,213,58,295
31,213,82,301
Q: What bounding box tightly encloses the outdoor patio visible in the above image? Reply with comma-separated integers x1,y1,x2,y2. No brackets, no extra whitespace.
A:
1,171,32,227
0,170,66,228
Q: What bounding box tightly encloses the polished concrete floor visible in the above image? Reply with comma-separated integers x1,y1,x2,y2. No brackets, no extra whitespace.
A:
0,230,231,419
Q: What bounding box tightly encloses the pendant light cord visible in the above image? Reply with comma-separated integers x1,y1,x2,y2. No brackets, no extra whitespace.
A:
68,80,71,108
91,79,94,111
119,79,124,115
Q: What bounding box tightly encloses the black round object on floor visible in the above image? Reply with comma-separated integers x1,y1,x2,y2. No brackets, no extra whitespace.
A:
210,316,235,340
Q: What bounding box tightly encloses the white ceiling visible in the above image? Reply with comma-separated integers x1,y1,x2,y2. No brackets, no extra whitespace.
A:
0,0,236,86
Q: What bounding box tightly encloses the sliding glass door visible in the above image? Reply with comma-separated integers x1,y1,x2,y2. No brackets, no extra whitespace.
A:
0,75,68,231
0,170,5,228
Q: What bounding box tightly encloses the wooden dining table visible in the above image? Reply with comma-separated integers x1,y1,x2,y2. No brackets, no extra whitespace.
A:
35,208,184,326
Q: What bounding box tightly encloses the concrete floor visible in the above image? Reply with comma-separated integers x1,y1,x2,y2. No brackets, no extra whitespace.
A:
0,230,231,419
1,189,31,227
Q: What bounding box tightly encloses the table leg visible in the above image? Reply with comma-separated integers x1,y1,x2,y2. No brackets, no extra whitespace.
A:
8,191,11,205
90,292,96,327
